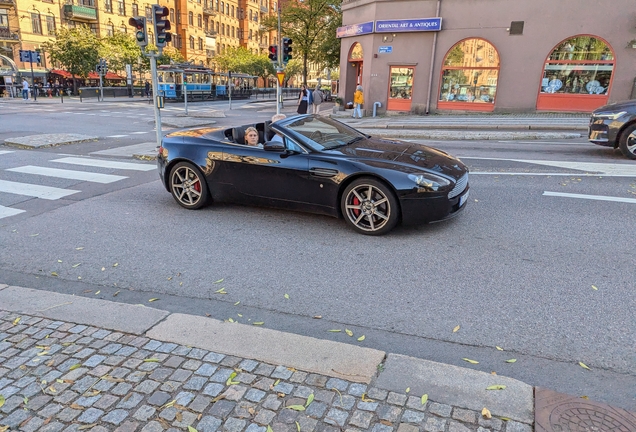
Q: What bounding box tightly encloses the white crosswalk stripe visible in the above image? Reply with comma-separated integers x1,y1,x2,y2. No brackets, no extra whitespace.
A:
0,205,25,219
50,157,156,171
0,151,14,156
6,166,128,184
0,179,79,200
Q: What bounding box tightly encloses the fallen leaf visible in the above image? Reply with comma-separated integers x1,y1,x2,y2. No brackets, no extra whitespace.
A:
95,291,100,295
12,317,20,325
214,278,224,284
328,329,341,332
405,387,410,393
482,407,492,419
267,427,274,432
284,294,290,299
274,379,280,386
500,417,511,421
205,314,211,317
188,427,199,432
227,318,235,323
462,358,479,364
48,386,57,393
167,277,173,280
380,420,393,426
0,395,4,408
305,393,314,407
72,263,81,268
357,335,365,341
248,407,255,415
296,421,301,432
313,315,322,319
113,263,118,267
505,359,517,363
51,272,58,277
580,395,589,400
57,260,63,263
70,403,82,410
253,322,264,326
286,405,305,411
495,346,504,351
421,394,428,405
361,393,374,402
592,285,598,290
77,424,97,431
453,325,460,333
69,364,82,371
101,267,105,271
226,372,239,385
148,298,159,302
162,399,176,408
215,287,227,294
144,358,160,362
486,385,506,390
345,329,353,337
37,351,49,356
30,233,39,237
579,362,591,370
234,301,240,306
113,290,120,297
175,412,183,422
76,247,84,250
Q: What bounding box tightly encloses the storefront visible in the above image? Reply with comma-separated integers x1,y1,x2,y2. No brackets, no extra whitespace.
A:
338,0,636,113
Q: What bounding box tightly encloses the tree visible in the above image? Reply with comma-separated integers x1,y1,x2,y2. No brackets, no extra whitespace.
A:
282,59,302,86
43,26,101,93
262,0,341,84
100,32,142,75
212,47,275,87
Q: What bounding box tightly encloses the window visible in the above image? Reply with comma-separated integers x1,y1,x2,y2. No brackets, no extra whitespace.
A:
248,29,252,40
220,2,224,14
120,25,127,33
145,6,153,22
439,38,500,110
221,23,225,35
231,5,234,17
204,18,208,31
197,14,202,27
216,21,219,32
117,0,125,15
254,12,258,22
106,22,114,36
31,13,42,35
46,15,56,35
249,9,252,20
176,9,180,23
170,8,174,22
0,10,8,27
198,37,203,50
104,0,112,13
132,3,138,16
188,11,193,25
215,0,219,11
225,4,228,14
190,36,195,49
231,26,234,38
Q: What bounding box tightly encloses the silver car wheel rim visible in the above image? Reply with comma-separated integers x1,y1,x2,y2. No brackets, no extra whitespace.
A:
627,131,636,155
345,184,390,232
171,166,202,206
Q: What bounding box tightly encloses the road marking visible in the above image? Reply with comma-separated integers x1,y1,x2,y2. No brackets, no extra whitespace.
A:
0,151,14,156
0,205,25,219
130,131,150,135
7,166,128,184
0,179,79,200
471,172,612,177
51,157,155,171
462,157,636,176
543,191,636,204
107,135,128,138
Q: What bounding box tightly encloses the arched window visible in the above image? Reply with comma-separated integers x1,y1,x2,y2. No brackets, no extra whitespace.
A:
221,23,225,35
197,14,202,27
188,11,193,25
438,38,500,112
169,8,174,22
231,5,234,17
231,26,235,38
190,36,195,49
537,35,614,112
221,2,224,14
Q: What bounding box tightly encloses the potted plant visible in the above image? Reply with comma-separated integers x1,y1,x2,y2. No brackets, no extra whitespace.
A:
334,96,345,111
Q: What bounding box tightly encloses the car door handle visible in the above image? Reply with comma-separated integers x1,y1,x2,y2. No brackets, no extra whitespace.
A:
309,168,338,178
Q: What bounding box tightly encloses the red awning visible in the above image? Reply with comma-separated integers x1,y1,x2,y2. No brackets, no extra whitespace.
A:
49,69,73,78
87,71,124,80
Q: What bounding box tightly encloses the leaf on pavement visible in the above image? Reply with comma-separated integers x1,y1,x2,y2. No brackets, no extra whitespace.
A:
592,285,598,290
30,233,39,237
72,263,81,268
313,315,322,319
328,329,341,332
253,322,264,326
113,263,118,267
305,393,314,407
215,287,227,294
148,298,159,302
345,329,353,337
12,317,20,325
234,301,240,306
496,346,504,351
453,325,460,333
0,395,5,408
481,407,492,419
284,294,290,299
95,291,100,295
505,359,517,363
267,426,274,432
226,372,239,385
361,393,374,402
579,362,591,370
421,394,428,405
296,421,301,432
188,427,198,432
163,399,176,408
144,358,160,362
69,364,81,371
51,272,58,277
580,395,589,400
76,247,84,250
101,267,105,271
57,260,63,263
486,385,506,390
357,335,365,341
286,405,305,411
462,358,479,364
228,318,234,323
405,387,410,393
214,278,224,284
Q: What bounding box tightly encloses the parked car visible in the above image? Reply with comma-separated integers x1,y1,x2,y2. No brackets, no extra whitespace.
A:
157,115,469,235
588,99,636,159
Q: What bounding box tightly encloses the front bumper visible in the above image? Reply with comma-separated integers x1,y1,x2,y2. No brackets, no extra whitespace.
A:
400,186,469,225
588,117,619,147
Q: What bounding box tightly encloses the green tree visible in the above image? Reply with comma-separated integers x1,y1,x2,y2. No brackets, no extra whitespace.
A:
282,58,302,86
43,25,101,93
100,32,142,75
262,0,341,84
212,47,275,86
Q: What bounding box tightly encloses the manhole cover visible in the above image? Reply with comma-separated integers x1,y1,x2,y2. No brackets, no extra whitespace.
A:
535,387,636,431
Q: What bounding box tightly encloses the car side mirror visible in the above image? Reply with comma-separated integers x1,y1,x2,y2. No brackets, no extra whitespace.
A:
263,141,286,152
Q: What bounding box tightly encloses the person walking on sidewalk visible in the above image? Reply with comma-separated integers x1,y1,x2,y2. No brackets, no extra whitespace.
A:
297,84,311,114
145,81,151,98
22,79,29,100
353,85,364,118
312,85,324,115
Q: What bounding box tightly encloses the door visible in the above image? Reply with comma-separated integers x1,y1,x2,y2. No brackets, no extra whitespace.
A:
387,66,414,111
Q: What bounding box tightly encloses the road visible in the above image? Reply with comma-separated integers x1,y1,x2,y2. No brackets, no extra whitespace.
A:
1,98,635,410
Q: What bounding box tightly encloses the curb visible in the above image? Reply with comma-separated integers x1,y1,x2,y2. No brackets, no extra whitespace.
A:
357,129,582,141
3,133,99,149
0,283,534,424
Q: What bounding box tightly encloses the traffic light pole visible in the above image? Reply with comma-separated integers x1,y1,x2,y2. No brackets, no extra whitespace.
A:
99,72,104,102
276,5,282,114
149,54,163,150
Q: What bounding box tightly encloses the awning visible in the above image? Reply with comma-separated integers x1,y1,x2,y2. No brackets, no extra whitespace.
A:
49,69,73,78
87,71,124,80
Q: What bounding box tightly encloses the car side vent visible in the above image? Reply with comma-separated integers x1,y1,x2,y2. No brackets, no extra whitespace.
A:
509,21,524,35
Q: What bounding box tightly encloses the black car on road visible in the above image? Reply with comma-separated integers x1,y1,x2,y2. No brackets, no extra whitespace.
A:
588,99,636,159
157,115,469,235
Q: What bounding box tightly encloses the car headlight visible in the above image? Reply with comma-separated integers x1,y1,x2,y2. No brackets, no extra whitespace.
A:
408,173,450,191
593,111,627,120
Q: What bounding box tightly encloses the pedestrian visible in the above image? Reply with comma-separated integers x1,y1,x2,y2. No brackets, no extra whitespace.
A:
22,79,29,100
312,85,324,115
145,81,150,98
297,84,309,114
353,85,364,119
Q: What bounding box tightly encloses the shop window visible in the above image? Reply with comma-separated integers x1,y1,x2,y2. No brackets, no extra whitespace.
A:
438,38,499,111
537,35,614,112
349,43,363,61
387,66,414,111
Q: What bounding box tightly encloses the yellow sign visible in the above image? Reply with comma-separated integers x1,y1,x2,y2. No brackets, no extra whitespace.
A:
276,72,285,87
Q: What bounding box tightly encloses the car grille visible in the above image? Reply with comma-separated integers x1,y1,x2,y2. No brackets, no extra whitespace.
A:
448,173,468,199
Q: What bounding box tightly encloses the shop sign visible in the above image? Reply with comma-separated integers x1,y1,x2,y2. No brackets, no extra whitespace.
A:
379,46,393,53
336,21,374,38
375,17,442,33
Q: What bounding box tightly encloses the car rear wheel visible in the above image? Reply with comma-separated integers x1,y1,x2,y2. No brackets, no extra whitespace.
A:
618,124,636,160
341,177,400,235
169,162,210,209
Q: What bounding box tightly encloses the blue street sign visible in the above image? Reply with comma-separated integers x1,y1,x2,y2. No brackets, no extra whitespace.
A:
19,50,41,63
379,46,393,53
375,17,443,33
336,21,374,38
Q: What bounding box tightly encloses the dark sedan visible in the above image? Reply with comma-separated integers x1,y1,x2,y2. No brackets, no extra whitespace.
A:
157,115,469,235
588,99,636,159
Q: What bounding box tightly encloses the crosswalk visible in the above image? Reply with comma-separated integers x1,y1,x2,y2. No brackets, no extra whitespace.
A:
0,151,156,220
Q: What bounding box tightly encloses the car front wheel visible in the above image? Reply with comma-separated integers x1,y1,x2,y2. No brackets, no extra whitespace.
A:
341,177,400,235
169,162,210,209
618,124,636,160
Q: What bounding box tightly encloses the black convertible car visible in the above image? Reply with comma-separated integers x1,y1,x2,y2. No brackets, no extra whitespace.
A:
157,115,469,235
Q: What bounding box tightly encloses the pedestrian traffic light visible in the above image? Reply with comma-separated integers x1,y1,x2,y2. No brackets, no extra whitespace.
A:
153,5,172,48
268,45,278,63
282,38,292,63
128,17,148,47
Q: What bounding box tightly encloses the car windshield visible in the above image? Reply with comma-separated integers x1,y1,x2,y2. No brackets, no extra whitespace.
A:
283,116,366,150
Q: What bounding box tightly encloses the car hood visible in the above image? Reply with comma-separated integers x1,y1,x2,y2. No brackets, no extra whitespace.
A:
328,137,466,178
593,99,636,114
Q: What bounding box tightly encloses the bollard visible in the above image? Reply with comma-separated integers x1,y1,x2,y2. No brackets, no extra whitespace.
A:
373,101,382,117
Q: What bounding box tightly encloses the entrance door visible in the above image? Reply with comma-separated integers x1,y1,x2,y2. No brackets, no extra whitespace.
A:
387,66,414,111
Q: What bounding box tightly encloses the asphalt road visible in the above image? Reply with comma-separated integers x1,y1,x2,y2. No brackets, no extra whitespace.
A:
1,99,635,410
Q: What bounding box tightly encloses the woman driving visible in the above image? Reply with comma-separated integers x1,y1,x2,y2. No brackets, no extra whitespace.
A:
244,127,263,148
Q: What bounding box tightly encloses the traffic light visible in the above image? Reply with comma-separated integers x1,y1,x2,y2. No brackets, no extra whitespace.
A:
282,37,292,63
268,45,278,63
153,5,172,48
128,17,148,47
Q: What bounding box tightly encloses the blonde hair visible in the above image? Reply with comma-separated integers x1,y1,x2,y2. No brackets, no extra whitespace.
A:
271,114,286,123
245,126,258,136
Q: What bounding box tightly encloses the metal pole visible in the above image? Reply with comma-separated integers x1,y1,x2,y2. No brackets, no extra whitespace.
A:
99,71,104,102
30,56,36,101
425,0,442,114
183,71,188,115
277,4,282,113
228,72,232,110
150,54,163,149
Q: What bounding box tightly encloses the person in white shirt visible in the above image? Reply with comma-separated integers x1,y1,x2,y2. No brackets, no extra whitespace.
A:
22,79,29,100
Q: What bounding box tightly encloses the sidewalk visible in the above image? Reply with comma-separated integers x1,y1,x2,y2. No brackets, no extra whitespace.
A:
1,283,633,432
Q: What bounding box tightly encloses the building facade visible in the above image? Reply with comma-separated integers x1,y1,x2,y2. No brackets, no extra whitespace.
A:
338,0,636,113
0,0,274,86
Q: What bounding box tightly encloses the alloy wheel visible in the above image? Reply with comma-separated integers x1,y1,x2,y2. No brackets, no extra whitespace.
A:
171,165,203,207
344,184,391,232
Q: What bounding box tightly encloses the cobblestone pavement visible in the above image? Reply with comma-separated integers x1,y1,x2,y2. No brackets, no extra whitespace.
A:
0,311,532,432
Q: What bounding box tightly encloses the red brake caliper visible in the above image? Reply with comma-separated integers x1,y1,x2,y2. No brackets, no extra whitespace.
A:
194,180,201,193
352,196,360,217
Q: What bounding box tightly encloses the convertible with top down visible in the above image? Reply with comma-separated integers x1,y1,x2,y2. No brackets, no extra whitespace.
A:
157,115,469,235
